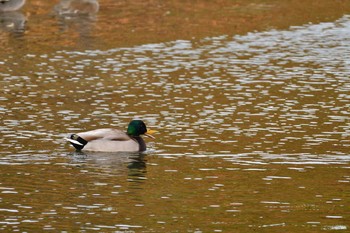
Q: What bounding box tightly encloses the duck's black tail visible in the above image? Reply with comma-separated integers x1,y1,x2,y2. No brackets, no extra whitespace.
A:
66,134,88,151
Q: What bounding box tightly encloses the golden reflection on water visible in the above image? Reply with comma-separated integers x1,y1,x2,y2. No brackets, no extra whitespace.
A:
1,0,350,232
0,154,349,232
1,0,350,51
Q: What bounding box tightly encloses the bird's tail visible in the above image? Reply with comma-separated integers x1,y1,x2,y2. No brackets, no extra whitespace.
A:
65,134,88,151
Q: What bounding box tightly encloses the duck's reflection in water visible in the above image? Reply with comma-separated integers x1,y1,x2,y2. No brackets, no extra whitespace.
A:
53,0,99,16
68,151,148,184
53,0,99,47
0,11,26,37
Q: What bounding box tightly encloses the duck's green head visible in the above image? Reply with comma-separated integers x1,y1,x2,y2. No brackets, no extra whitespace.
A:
127,120,157,138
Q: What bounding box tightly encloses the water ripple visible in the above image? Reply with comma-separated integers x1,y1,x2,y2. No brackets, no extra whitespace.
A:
1,16,350,157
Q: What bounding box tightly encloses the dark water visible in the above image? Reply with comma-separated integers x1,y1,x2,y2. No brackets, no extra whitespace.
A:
1,1,350,232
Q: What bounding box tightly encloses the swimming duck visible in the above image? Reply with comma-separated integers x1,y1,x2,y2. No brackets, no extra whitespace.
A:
66,120,157,152
0,0,26,12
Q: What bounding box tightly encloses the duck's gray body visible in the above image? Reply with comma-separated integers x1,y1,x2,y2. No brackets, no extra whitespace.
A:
68,128,146,152
0,0,26,12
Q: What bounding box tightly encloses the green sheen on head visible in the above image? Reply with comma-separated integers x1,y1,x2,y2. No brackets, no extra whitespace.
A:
127,120,147,136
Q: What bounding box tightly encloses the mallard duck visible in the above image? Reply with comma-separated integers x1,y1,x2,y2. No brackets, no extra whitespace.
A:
66,120,157,152
0,0,26,12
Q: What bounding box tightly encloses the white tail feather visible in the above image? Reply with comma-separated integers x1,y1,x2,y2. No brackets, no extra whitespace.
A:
65,138,83,146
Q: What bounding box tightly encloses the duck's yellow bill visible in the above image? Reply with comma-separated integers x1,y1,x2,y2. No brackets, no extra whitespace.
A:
145,129,158,139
